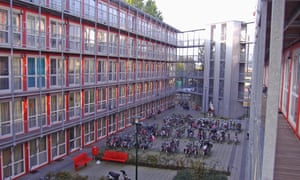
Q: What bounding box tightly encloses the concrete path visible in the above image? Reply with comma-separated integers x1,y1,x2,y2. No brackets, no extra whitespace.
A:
19,106,249,180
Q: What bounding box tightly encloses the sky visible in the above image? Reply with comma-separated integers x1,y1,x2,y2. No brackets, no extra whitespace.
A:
155,0,257,31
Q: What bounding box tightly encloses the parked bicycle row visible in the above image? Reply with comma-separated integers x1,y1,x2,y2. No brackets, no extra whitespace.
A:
105,113,244,153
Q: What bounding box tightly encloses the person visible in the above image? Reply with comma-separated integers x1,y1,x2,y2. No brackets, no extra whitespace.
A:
208,101,214,117
120,170,131,180
247,132,249,140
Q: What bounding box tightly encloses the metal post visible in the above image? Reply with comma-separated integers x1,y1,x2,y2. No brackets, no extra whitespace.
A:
204,87,208,117
135,122,138,180
133,116,140,180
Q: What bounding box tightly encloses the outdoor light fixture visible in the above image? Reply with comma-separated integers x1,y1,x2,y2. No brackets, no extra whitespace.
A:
133,115,141,180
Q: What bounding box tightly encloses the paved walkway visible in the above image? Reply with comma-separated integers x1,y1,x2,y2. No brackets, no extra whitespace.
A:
19,106,249,180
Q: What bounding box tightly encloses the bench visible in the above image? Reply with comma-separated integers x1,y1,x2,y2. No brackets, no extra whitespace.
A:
101,150,128,163
72,152,92,171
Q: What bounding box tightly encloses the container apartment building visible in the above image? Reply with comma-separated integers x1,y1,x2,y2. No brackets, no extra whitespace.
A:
249,0,300,179
177,21,253,118
0,0,178,179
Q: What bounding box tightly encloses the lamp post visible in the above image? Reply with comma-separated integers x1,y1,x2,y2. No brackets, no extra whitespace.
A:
204,87,208,117
133,116,141,180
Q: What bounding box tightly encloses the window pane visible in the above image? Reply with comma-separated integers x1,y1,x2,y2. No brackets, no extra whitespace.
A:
0,9,8,43
1,102,10,135
51,59,57,74
0,56,9,90
0,78,9,89
27,58,35,74
0,56,8,75
0,102,10,122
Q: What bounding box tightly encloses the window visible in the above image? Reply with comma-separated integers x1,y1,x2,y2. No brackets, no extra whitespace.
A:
220,43,226,60
97,60,107,82
282,57,290,114
97,117,106,139
119,85,126,105
0,101,10,136
69,24,80,51
127,109,133,126
147,23,152,37
0,99,22,137
120,11,126,29
118,112,125,130
135,83,140,100
69,0,81,16
221,24,226,42
28,96,46,129
147,42,153,59
128,14,134,32
50,20,65,50
144,62,149,78
27,57,45,89
119,61,126,81
241,24,247,42
97,30,107,54
141,20,146,35
127,37,135,57
98,2,108,24
0,9,8,44
50,57,64,87
137,40,141,58
108,86,116,110
142,83,147,99
84,58,95,84
51,94,65,124
136,18,141,34
149,81,153,96
2,144,24,179
13,100,23,134
0,56,9,90
50,0,62,10
84,89,95,114
69,126,81,151
108,114,116,134
84,27,95,53
69,91,81,119
109,7,118,27
289,56,300,125
127,61,134,80
29,137,47,170
26,0,45,6
26,14,45,49
84,122,95,144
211,25,216,41
97,87,107,111
136,61,141,79
84,0,95,19
141,40,147,58
51,131,66,160
108,61,116,81
68,58,80,86
220,61,225,78
128,84,134,103
12,57,22,90
119,35,126,57
108,33,117,55
12,11,22,47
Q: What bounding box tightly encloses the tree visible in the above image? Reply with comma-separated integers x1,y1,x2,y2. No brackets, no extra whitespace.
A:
144,0,163,21
125,0,163,21
125,0,144,9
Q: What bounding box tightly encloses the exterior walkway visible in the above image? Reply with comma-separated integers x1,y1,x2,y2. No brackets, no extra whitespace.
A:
274,114,300,180
19,106,249,180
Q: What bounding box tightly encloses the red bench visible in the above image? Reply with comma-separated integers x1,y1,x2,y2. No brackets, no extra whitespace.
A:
72,152,92,171
101,150,128,163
